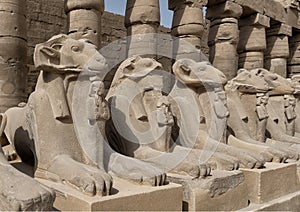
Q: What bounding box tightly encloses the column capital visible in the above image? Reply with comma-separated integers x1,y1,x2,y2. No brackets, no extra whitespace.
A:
64,0,104,13
239,13,270,28
267,23,293,37
206,1,242,20
168,0,206,11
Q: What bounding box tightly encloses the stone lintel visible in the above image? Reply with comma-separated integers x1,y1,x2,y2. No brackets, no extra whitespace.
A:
206,1,242,20
239,13,270,28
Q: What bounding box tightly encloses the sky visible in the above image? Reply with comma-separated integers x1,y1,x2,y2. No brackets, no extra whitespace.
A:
104,0,173,27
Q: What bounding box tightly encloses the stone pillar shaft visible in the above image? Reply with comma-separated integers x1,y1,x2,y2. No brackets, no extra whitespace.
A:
0,0,28,112
288,33,300,77
64,0,104,48
265,23,291,77
169,0,206,61
125,0,160,58
207,1,242,80
238,13,270,70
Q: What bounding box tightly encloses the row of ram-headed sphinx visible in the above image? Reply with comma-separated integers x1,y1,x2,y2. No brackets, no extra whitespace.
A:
1,0,300,210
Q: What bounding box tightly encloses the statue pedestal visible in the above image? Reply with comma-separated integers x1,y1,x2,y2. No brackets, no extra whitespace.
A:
240,162,300,204
168,170,248,211
37,177,182,211
240,190,300,211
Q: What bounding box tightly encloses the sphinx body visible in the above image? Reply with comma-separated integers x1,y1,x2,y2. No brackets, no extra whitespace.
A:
253,69,300,146
225,68,298,161
172,59,268,168
106,56,270,177
0,114,55,211
3,35,166,202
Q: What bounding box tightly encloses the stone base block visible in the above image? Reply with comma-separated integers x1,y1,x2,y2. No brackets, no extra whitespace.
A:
240,162,300,204
240,190,300,211
37,177,182,211
168,170,248,211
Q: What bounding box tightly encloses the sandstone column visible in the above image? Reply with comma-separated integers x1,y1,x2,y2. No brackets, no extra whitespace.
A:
125,0,160,58
64,0,104,48
238,14,270,70
288,32,300,77
265,24,292,77
206,1,242,80
169,0,206,61
0,0,28,112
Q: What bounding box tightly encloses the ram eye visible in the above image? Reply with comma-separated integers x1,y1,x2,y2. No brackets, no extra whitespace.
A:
71,46,80,52
180,64,190,73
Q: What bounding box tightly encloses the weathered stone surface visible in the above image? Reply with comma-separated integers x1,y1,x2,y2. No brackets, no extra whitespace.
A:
172,4,203,27
265,35,289,59
0,163,56,211
65,0,103,49
173,37,207,61
65,0,104,13
264,0,287,23
127,34,158,57
240,190,300,211
241,163,300,204
127,24,158,35
0,1,26,16
267,23,293,36
0,0,28,112
0,37,27,63
265,58,288,77
125,5,160,27
289,42,300,65
38,177,182,211
287,7,300,29
169,0,207,10
172,24,204,37
239,13,270,28
209,21,239,46
233,0,264,14
206,1,243,20
0,11,27,40
68,9,101,46
209,42,239,80
68,9,101,33
128,0,159,9
238,26,266,52
168,171,248,211
288,64,300,74
239,52,264,70
177,35,202,49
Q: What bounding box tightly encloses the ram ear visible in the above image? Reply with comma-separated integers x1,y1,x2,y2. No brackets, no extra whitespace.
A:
33,34,68,71
34,44,61,70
